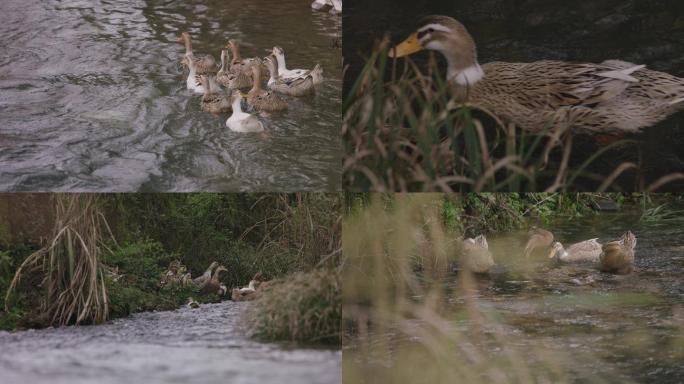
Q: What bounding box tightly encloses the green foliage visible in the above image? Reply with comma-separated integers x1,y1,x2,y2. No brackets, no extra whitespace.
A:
247,268,341,345
103,240,174,290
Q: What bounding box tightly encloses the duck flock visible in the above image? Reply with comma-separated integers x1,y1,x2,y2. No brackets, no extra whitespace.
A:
177,32,324,133
460,227,637,275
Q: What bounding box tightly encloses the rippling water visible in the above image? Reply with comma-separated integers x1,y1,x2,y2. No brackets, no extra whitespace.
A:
0,0,341,191
0,301,341,384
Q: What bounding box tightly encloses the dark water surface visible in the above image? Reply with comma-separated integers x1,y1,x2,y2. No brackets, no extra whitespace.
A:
343,0,684,190
347,211,684,383
0,301,341,384
0,0,341,191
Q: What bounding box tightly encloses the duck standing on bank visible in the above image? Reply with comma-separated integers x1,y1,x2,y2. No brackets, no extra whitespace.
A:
389,16,684,135
231,272,266,301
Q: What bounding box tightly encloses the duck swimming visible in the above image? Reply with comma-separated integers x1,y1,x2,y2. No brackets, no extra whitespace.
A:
226,93,265,133
177,32,219,76
217,49,252,90
264,55,315,97
247,61,288,112
271,46,324,85
389,15,684,135
548,239,602,263
600,231,637,274
199,75,232,114
524,227,554,258
461,234,495,273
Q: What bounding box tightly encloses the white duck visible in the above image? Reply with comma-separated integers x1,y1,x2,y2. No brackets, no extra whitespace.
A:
271,46,324,84
226,93,265,133
548,239,602,263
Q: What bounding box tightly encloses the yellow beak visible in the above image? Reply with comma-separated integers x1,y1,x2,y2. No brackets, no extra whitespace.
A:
388,32,423,58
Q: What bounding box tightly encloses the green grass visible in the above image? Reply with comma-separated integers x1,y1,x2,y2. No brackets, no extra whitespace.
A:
343,41,681,192
246,268,341,345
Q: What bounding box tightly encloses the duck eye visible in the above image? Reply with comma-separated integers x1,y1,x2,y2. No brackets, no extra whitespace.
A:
426,28,434,33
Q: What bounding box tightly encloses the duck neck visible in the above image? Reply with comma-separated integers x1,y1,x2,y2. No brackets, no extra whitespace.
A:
183,35,193,55
220,50,227,72
232,97,245,116
267,61,278,83
251,67,262,92
230,43,241,63
275,53,287,72
447,57,484,87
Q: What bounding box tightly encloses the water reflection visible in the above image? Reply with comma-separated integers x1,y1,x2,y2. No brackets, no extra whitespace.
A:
0,0,341,191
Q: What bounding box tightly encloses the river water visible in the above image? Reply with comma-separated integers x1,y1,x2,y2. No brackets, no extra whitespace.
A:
0,0,341,192
345,210,684,383
0,301,341,384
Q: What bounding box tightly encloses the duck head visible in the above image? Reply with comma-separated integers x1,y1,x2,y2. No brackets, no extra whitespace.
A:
548,242,567,261
389,16,483,86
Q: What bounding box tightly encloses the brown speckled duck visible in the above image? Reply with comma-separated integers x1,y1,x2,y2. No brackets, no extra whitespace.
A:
247,61,288,112
199,75,232,114
524,226,554,258
178,32,219,76
600,231,636,274
389,15,684,135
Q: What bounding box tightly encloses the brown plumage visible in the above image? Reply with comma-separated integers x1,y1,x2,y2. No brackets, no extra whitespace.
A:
177,32,219,76
390,15,684,134
199,75,232,114
524,227,554,257
217,49,252,90
200,265,227,295
247,61,288,112
600,231,637,274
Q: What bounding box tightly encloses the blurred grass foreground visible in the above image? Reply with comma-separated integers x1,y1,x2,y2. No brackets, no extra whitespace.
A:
343,42,684,192
342,193,684,383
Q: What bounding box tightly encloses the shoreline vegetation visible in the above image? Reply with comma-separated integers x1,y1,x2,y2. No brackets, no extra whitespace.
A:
343,41,684,192
0,193,341,347
342,193,684,382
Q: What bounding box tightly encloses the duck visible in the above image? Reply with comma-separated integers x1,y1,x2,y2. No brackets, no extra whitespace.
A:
271,46,324,85
193,261,219,286
388,15,684,135
226,40,266,80
548,238,602,263
247,62,288,112
263,55,316,97
177,32,219,76
199,75,232,114
600,231,637,274
524,226,554,257
226,93,265,133
182,52,205,94
238,272,265,294
216,49,252,90
200,265,228,295
186,297,200,309
461,235,495,273
231,272,266,301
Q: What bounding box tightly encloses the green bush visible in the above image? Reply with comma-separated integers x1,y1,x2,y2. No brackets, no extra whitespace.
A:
247,268,341,345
